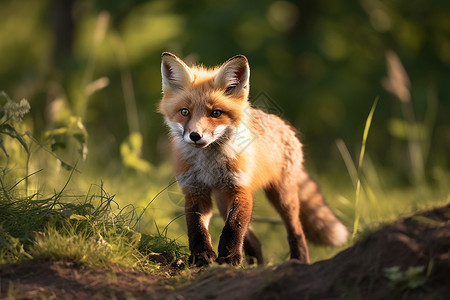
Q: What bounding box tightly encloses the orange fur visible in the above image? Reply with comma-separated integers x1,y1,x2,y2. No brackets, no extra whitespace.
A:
159,52,348,266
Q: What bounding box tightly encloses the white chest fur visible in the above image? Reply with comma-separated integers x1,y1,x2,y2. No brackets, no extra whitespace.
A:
175,141,248,190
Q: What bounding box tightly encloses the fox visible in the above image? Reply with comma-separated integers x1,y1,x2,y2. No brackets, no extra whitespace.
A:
158,52,348,266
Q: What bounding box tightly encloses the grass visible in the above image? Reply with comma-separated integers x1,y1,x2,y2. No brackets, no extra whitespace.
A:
0,170,189,272
352,97,378,238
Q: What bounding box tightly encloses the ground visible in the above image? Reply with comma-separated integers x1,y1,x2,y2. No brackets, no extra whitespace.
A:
1,204,449,299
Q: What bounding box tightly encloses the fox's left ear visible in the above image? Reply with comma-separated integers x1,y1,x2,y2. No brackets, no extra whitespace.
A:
215,55,250,98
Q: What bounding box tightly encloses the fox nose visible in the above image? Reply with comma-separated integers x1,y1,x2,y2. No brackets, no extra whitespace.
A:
189,132,202,142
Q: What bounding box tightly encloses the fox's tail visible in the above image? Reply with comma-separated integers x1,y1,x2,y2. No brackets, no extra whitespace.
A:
298,171,348,246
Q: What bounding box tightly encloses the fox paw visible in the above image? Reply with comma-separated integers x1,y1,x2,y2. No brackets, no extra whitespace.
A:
216,253,242,266
188,250,217,267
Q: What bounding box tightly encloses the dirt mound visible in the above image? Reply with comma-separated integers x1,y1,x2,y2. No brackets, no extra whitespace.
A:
1,204,449,299
173,204,450,299
0,261,171,299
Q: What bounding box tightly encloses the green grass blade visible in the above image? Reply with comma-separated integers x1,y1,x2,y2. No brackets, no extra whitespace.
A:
359,97,378,169
134,179,178,228
353,97,378,239
336,139,358,187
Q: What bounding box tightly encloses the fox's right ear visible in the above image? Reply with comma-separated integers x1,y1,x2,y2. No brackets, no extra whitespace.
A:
161,52,193,93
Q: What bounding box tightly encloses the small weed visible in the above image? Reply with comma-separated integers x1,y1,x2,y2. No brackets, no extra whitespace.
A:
139,233,188,266
383,264,431,290
0,226,32,263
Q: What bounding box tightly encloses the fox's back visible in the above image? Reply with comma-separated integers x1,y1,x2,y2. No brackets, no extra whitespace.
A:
242,108,304,190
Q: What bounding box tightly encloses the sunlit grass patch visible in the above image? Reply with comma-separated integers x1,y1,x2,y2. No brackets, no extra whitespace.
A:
0,171,188,272
31,226,117,268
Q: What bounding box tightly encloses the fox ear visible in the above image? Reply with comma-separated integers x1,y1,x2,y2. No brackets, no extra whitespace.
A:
215,55,250,98
161,52,193,93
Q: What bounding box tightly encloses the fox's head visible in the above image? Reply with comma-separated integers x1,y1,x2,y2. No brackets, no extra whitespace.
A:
159,53,250,149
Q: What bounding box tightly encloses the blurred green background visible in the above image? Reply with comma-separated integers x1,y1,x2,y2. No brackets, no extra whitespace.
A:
1,0,449,263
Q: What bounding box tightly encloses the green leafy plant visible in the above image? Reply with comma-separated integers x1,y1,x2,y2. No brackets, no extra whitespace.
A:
384,265,431,290
0,92,30,157
120,132,152,173
44,116,88,165
0,226,32,264
0,92,32,191
0,91,80,186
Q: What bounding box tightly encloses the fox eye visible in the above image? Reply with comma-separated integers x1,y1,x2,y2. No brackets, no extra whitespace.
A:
180,108,190,117
210,110,222,118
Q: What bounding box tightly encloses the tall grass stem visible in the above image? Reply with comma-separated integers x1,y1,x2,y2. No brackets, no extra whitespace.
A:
352,97,378,239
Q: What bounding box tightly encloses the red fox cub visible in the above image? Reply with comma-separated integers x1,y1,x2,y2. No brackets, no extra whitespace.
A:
159,52,348,266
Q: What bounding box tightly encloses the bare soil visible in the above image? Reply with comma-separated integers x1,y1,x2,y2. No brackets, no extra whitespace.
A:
1,204,449,299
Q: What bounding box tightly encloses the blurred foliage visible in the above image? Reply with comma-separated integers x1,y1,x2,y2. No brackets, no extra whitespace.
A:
120,132,152,173
0,0,449,186
0,92,30,158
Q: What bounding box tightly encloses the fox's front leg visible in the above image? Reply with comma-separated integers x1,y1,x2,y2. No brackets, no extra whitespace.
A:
184,189,216,266
217,187,253,266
